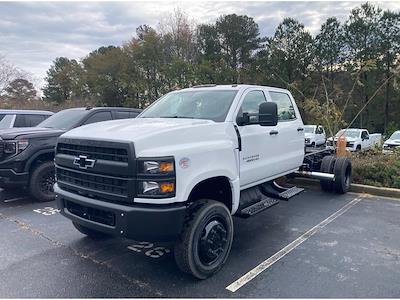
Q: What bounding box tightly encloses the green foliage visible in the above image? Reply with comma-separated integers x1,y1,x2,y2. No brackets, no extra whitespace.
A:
43,57,86,103
352,150,400,188
4,78,37,101
40,2,400,137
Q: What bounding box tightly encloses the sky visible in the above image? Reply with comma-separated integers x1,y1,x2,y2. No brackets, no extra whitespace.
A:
0,0,399,91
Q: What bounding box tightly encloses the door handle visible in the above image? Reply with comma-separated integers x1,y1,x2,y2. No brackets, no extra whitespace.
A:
297,127,304,132
269,130,279,135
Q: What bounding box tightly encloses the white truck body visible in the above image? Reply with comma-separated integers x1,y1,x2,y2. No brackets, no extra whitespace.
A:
383,130,400,154
304,125,326,147
59,85,305,212
327,128,382,152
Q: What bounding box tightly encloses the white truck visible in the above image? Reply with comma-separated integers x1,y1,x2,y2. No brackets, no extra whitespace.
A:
383,130,400,154
304,125,326,147
327,128,382,152
54,85,352,279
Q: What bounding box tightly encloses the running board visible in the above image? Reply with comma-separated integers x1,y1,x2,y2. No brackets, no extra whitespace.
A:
261,181,304,201
236,186,279,218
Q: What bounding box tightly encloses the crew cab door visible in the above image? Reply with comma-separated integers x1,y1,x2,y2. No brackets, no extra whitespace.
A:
268,91,304,175
316,125,326,145
361,130,370,149
235,89,281,187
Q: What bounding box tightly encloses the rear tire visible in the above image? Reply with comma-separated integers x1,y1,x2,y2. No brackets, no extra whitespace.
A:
72,222,110,239
174,199,233,279
320,155,336,192
333,157,352,194
29,161,55,202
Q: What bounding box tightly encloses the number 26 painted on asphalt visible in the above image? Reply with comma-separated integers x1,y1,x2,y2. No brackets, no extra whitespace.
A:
128,241,170,259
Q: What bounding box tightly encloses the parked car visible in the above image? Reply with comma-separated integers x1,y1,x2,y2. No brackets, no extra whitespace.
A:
0,107,141,201
0,109,53,129
383,130,400,154
304,125,326,147
54,84,352,279
327,128,382,151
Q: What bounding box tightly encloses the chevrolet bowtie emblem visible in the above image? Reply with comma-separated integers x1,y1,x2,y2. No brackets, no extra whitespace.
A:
73,155,96,169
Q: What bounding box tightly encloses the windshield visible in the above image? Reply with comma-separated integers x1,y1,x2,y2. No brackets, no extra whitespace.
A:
37,109,87,130
304,126,315,133
335,130,360,139
390,132,400,140
140,90,238,122
0,114,15,129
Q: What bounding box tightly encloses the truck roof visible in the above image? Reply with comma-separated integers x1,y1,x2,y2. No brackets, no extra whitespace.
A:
0,109,53,115
182,84,290,93
59,107,142,112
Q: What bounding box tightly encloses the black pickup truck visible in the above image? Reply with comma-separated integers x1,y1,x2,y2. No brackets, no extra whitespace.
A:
0,107,141,202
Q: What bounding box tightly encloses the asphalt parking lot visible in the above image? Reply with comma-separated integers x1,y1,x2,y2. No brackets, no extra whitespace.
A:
1,188,399,298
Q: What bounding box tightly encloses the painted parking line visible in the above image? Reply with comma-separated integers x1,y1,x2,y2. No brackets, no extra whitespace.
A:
226,196,364,293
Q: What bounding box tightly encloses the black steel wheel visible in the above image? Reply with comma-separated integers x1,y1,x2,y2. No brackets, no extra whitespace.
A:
29,161,56,202
333,157,352,194
320,155,336,192
174,199,233,279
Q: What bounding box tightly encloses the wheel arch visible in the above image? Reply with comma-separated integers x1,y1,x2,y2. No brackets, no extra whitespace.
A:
186,176,236,213
25,149,55,173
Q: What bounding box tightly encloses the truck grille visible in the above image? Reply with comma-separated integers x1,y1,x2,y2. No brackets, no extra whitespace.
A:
55,139,134,204
57,143,128,162
57,168,128,196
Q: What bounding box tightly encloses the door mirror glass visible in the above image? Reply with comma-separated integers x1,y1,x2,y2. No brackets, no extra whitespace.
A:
259,102,278,126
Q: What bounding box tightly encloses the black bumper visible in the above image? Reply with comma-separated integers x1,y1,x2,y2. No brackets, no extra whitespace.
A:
0,169,29,188
54,184,187,242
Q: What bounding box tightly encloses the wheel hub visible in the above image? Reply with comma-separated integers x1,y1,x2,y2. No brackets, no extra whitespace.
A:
40,171,55,194
199,220,228,265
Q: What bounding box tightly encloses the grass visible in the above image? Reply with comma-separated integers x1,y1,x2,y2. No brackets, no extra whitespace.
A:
351,147,400,189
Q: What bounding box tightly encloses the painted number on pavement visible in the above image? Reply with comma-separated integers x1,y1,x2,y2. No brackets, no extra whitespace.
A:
128,241,171,259
33,207,60,216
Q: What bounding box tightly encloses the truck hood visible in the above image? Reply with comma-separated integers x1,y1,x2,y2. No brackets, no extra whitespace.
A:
384,139,400,146
0,127,65,140
328,136,357,143
304,133,315,138
61,118,235,157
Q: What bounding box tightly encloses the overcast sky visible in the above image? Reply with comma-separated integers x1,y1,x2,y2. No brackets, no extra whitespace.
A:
0,1,399,90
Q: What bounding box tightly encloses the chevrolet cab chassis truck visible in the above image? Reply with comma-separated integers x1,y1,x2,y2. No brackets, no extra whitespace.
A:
54,85,351,279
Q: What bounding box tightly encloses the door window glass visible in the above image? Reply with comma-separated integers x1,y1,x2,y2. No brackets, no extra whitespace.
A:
25,115,47,127
83,111,113,125
14,115,26,127
238,90,266,123
269,92,296,121
0,114,15,128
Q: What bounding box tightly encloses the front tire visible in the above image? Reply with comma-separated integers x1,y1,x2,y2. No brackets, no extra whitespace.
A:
333,157,352,194
29,161,55,202
174,199,233,279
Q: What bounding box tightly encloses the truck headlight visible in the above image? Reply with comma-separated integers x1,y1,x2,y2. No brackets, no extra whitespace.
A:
3,140,29,155
141,181,175,195
139,157,175,175
137,157,176,198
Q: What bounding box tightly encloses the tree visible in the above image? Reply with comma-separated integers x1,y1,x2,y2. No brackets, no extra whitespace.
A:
0,56,28,96
4,78,37,101
343,3,383,128
377,10,400,132
215,14,263,82
266,18,314,98
315,17,344,86
43,57,86,103
83,46,133,106
124,25,165,106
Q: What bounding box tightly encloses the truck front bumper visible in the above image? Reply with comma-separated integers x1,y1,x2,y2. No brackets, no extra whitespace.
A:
0,168,29,188
54,184,187,242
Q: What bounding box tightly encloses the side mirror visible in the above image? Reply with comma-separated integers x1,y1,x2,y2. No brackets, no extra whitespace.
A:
259,102,278,126
236,113,250,126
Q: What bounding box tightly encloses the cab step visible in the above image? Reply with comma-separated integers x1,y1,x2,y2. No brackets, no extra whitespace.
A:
261,181,304,201
236,186,279,218
238,197,279,218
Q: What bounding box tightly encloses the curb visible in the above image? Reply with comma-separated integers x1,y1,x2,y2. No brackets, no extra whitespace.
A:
290,177,400,199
